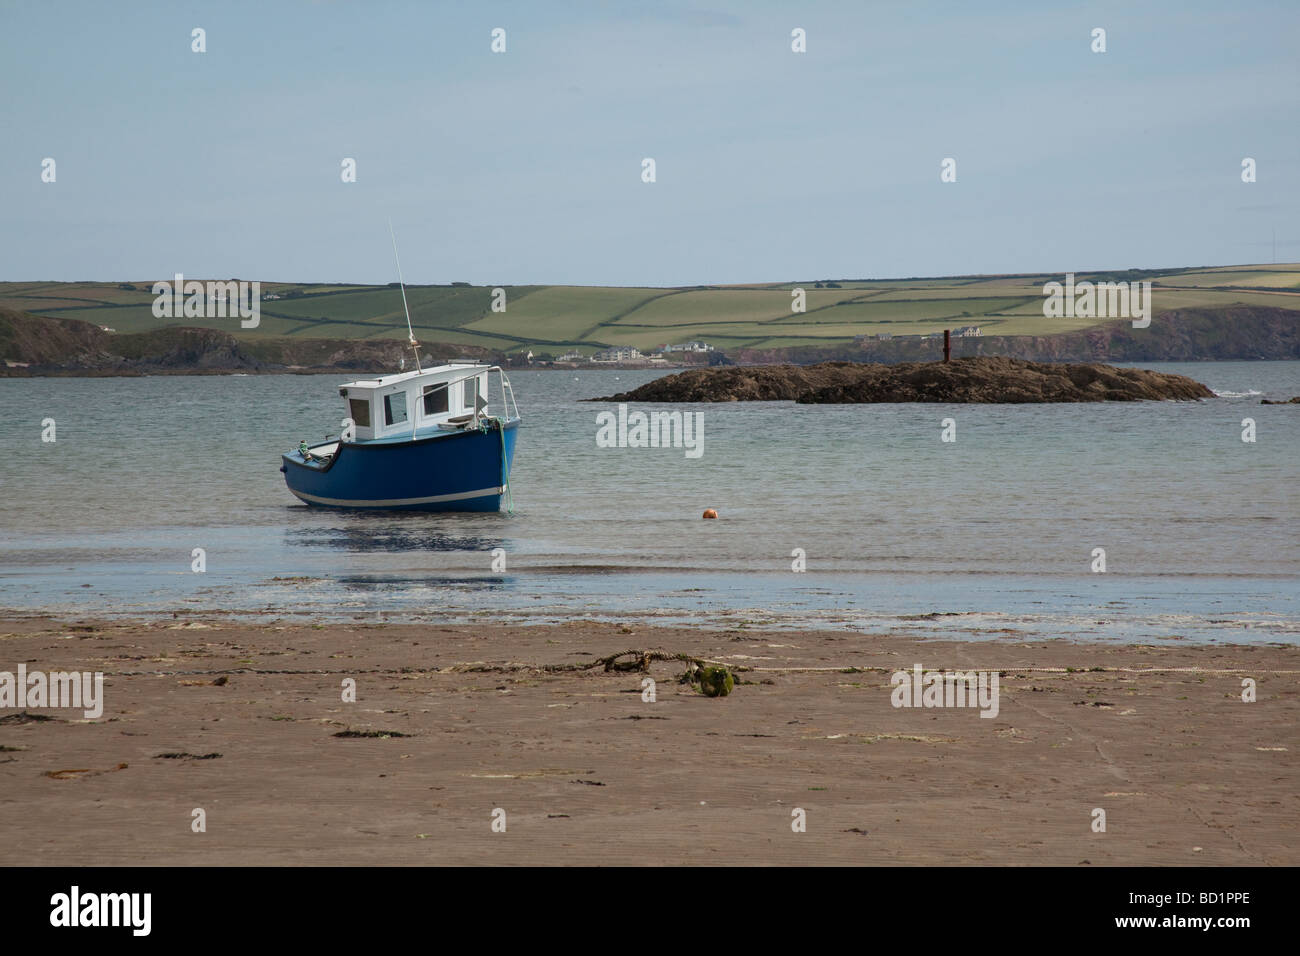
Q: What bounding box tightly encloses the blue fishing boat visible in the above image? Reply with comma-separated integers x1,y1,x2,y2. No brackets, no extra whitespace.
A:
280,362,520,511
279,223,521,511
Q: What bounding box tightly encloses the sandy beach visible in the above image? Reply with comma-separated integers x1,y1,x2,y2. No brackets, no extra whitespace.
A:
0,615,1294,866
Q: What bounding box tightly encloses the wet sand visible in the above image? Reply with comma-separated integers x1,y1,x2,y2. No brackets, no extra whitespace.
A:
1,616,1296,865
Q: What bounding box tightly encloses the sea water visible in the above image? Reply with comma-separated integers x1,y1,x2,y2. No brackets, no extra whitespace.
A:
0,362,1296,643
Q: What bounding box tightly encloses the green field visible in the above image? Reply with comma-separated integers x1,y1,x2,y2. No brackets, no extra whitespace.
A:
3,264,1297,356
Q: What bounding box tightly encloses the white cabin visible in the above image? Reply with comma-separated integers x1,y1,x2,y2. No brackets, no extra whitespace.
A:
337,362,493,442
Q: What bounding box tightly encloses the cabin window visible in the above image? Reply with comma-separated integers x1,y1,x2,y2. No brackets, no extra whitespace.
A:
384,392,409,426
422,384,449,415
463,377,480,412
348,398,371,428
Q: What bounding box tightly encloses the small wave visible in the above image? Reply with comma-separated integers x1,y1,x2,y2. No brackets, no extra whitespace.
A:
1212,389,1263,398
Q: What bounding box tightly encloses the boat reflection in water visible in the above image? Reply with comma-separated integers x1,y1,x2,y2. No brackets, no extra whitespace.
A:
284,523,509,555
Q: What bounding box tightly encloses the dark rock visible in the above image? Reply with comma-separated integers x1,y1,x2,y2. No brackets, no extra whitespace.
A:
593,362,868,402
592,357,1214,404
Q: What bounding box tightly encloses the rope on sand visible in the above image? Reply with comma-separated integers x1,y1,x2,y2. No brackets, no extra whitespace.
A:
451,649,739,696
100,649,739,678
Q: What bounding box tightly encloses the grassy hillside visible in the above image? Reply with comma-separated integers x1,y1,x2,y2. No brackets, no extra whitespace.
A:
3,264,1297,357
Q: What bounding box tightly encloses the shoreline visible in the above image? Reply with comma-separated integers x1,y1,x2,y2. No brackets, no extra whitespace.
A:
4,561,1296,646
2,615,1295,865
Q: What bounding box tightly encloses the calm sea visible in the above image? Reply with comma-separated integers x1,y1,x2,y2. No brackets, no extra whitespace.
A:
1,362,1297,644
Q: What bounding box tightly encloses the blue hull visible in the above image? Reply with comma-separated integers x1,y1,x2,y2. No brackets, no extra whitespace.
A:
281,418,519,511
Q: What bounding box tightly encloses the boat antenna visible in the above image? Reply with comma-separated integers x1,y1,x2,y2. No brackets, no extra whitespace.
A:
388,219,421,372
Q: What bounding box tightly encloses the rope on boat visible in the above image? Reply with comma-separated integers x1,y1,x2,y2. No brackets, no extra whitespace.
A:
499,418,514,515
479,415,514,515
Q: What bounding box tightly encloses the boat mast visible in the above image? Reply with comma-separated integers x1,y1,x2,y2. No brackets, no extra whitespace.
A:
388,219,422,373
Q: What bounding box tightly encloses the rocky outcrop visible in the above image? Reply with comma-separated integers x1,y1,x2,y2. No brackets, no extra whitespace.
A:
592,357,1215,404
592,362,870,402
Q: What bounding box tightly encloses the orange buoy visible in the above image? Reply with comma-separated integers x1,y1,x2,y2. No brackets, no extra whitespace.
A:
702,508,718,519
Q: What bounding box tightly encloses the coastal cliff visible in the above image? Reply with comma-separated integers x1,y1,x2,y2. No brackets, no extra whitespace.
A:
0,308,500,375
731,307,1300,365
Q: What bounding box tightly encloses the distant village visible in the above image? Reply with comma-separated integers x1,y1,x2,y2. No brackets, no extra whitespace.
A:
550,341,716,366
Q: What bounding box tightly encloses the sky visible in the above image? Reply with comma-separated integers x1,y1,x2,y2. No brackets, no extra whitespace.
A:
1,0,1297,286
